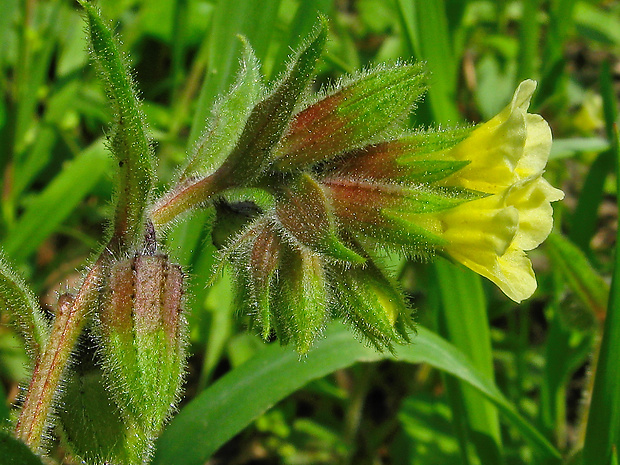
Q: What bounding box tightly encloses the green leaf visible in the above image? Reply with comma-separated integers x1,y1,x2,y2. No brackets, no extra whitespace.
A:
394,0,459,124
0,431,45,465
152,325,561,465
546,233,609,319
2,143,111,262
80,0,154,249
550,137,610,160
570,62,617,254
0,254,48,359
188,0,282,148
267,0,333,80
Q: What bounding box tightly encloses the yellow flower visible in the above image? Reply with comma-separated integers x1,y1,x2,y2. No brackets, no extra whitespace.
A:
411,80,564,302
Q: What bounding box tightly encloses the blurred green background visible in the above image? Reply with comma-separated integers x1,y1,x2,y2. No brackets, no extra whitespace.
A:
1,0,619,464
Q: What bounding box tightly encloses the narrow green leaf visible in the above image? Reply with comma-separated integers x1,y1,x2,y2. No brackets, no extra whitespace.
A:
80,0,154,248
0,253,48,359
517,0,542,82
433,259,503,465
582,118,620,465
267,0,333,80
536,0,577,106
550,137,610,160
570,61,616,254
2,143,111,261
152,325,561,465
574,2,620,46
0,431,45,465
540,309,592,442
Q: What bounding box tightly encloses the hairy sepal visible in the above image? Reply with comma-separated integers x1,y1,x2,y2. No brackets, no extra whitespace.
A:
180,38,264,182
329,256,414,352
98,253,187,460
275,173,364,263
227,218,282,340
273,62,427,170
211,17,328,187
271,244,328,354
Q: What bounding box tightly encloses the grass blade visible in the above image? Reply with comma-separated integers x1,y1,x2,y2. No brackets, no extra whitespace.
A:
582,106,620,465
433,260,503,465
394,0,460,124
546,233,609,319
188,0,282,148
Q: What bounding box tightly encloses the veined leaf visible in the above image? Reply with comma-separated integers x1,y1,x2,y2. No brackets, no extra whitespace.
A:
152,324,561,465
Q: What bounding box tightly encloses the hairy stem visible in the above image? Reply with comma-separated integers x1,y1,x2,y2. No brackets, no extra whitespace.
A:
149,173,225,228
14,260,105,452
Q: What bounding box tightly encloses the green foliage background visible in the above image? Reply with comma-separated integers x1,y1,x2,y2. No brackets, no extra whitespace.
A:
1,0,619,464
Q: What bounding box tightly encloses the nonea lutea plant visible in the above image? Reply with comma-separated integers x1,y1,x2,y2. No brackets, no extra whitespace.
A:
0,2,563,464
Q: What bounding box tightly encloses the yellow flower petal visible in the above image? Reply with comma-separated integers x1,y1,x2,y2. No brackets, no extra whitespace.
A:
505,175,564,251
442,79,548,194
424,80,563,302
447,242,537,303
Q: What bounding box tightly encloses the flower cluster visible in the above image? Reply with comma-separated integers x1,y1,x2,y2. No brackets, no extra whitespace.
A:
151,21,563,352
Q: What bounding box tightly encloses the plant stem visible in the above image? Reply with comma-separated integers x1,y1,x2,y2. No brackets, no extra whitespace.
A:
14,260,105,452
149,173,224,228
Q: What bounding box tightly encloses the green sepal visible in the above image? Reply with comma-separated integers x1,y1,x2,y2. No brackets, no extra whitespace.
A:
274,62,427,170
396,126,474,163
98,254,187,459
79,1,154,249
330,256,414,352
275,173,364,263
328,139,470,184
387,185,487,215
180,38,264,181
0,253,48,360
212,17,327,187
227,218,282,340
271,245,328,354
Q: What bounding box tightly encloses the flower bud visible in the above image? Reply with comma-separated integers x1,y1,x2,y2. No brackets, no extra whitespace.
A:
329,253,414,351
270,244,328,354
99,252,186,458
